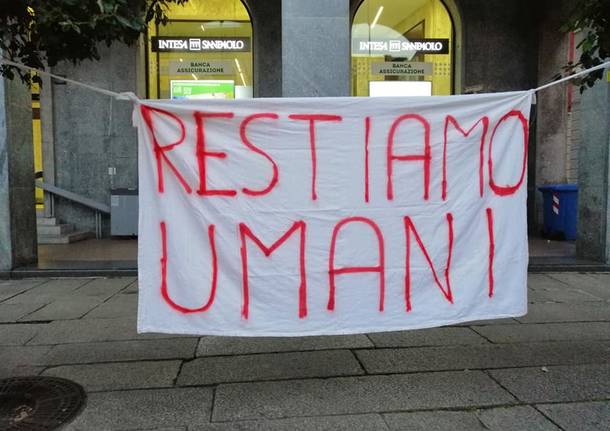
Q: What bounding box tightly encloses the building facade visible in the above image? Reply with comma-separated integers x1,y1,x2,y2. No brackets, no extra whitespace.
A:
1,0,609,270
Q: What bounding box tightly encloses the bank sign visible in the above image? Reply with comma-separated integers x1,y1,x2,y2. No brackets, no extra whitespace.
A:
372,62,433,76
353,38,449,56
169,60,234,75
152,37,251,52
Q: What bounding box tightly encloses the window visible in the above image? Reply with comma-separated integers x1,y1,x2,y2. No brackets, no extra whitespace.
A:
352,0,454,96
147,0,253,99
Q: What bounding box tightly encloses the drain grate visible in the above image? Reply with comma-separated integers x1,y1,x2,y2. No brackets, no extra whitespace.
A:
0,376,86,430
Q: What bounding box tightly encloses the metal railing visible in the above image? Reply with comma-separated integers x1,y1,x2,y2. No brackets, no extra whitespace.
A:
35,180,110,239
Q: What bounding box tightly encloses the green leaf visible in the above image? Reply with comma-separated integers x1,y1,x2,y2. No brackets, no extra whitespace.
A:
1,0,192,81
115,14,141,30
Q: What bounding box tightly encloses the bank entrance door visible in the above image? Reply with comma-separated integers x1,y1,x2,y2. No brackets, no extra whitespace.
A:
147,0,253,100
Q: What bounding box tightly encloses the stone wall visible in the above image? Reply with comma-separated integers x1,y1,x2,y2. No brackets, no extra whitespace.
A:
50,43,137,235
532,0,573,230
247,0,283,97
282,0,350,97
577,77,610,263
455,0,539,93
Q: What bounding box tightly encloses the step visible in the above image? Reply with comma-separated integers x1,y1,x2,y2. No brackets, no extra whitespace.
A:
36,217,58,226
36,223,74,236
37,230,95,245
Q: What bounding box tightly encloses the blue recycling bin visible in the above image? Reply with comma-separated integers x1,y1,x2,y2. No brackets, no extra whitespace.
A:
538,184,578,240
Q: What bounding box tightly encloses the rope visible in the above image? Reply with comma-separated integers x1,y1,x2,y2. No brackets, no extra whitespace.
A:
0,58,139,102
532,61,610,93
2,57,609,99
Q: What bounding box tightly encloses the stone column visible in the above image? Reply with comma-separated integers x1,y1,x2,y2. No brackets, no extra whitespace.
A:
249,0,282,97
0,72,37,270
281,0,350,97
576,70,610,263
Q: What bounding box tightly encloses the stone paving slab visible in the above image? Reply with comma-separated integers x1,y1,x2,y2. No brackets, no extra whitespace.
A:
571,285,610,301
196,334,373,356
537,401,610,431
21,296,102,321
84,293,138,319
0,345,53,367
0,279,47,302
123,281,139,294
0,274,608,430
472,321,610,343
0,323,45,345
355,341,610,374
3,278,93,304
527,287,603,303
383,406,560,431
123,428,187,431
551,273,610,301
0,278,47,288
527,273,572,288
572,274,610,300
476,405,560,430
546,272,610,294
212,371,515,421
25,317,196,345
41,338,198,365
452,317,520,326
121,428,186,431
178,350,364,386
516,302,610,323
367,327,487,348
382,410,486,430
0,345,52,379
26,317,139,344
488,363,610,403
527,274,605,303
527,273,565,286
63,388,213,430
73,277,136,299
193,414,388,430
42,360,182,392
0,365,44,379
0,302,46,322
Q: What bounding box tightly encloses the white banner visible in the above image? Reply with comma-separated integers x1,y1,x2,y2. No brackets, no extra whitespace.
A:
135,91,532,336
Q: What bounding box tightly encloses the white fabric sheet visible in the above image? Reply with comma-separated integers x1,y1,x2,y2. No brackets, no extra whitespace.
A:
135,91,532,336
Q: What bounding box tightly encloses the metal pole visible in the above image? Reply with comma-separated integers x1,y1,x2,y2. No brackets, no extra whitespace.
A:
95,211,101,239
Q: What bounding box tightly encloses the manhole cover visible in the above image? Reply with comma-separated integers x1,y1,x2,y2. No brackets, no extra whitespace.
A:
0,376,86,430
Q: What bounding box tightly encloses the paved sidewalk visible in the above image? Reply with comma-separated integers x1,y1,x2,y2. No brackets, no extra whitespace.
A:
1,273,609,430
